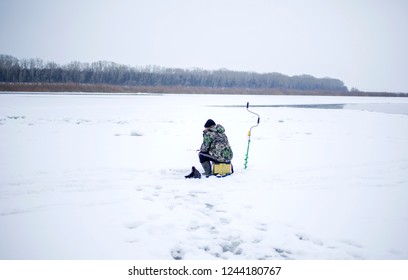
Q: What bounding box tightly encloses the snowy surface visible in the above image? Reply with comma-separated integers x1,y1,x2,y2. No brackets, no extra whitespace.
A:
0,93,407,260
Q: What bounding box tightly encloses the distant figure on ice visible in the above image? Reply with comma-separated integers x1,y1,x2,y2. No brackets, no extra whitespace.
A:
199,119,233,176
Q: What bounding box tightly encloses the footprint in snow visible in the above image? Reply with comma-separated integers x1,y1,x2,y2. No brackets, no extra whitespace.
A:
256,223,268,231
219,217,231,224
171,247,185,260
340,239,363,249
205,203,214,209
124,221,144,230
296,233,324,246
221,240,243,255
274,248,292,259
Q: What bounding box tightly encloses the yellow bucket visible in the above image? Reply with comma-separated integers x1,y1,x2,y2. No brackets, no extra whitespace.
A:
212,163,232,175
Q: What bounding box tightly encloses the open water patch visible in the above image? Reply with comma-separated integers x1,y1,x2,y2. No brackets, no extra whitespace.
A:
211,103,408,115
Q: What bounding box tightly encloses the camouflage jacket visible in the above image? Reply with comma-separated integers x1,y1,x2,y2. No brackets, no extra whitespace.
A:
200,124,233,162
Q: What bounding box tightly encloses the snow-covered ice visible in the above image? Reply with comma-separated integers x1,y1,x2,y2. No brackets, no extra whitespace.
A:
0,93,407,260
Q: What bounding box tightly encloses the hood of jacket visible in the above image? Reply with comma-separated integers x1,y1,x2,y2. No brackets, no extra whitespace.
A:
208,124,225,134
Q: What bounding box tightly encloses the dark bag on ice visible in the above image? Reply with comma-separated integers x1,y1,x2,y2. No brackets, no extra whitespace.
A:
185,166,201,179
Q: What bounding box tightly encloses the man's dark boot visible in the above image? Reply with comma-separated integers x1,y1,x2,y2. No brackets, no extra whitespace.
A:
201,161,212,176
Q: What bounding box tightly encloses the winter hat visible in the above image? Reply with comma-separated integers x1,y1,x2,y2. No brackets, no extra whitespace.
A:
204,119,216,128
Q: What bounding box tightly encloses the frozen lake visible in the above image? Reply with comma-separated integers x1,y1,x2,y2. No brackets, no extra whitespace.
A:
1,93,408,260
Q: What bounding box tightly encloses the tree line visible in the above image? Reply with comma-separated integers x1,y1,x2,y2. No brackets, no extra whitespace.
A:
0,54,348,92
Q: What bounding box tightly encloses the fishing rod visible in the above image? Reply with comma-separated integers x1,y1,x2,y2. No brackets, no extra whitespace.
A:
244,102,260,169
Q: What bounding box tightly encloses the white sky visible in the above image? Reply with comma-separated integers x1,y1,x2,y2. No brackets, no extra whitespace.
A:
1,0,407,92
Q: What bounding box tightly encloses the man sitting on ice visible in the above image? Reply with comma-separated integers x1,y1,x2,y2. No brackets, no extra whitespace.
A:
198,119,233,176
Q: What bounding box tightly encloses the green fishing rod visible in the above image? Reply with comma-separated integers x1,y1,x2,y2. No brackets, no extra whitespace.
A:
244,102,260,169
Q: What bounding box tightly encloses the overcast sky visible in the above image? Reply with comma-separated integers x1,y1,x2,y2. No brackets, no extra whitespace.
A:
1,0,407,92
